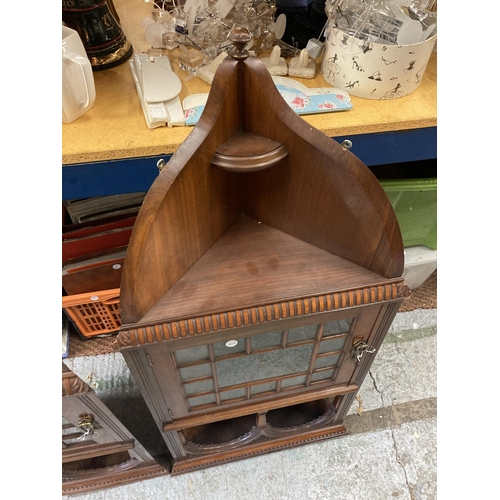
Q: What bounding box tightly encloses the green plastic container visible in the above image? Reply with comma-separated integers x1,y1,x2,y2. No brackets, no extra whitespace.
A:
380,178,437,250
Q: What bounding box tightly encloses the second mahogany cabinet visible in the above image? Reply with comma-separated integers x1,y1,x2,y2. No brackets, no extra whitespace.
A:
62,363,168,494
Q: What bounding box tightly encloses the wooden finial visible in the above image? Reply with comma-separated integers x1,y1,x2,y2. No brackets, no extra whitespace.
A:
227,25,253,60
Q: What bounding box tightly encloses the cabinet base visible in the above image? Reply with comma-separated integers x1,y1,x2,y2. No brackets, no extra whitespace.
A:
62,463,168,496
170,424,348,475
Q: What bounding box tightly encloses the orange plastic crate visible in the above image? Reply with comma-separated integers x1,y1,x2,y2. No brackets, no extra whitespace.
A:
62,288,121,339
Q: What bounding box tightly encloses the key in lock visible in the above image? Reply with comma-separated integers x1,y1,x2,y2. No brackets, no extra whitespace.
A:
351,339,376,362
77,413,102,440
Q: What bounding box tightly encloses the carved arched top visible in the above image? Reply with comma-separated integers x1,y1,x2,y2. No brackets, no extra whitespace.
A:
119,55,404,326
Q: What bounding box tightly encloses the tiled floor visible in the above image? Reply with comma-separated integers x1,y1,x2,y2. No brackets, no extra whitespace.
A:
63,308,437,500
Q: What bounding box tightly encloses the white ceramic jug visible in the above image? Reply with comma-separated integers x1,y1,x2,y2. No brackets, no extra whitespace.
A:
62,26,96,123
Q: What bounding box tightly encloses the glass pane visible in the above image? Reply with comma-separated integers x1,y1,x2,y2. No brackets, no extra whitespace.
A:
287,324,318,344
220,387,247,401
62,417,76,434
188,394,217,407
310,369,334,382
183,378,214,396
175,345,209,365
280,375,307,389
216,344,313,388
213,338,246,357
318,337,346,354
251,331,282,350
62,424,79,438
315,354,340,369
322,318,352,336
63,436,97,446
179,363,212,381
251,381,276,395
62,426,77,437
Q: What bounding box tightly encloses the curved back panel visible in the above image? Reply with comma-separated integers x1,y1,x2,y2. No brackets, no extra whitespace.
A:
120,59,244,324
120,54,404,325
237,58,403,279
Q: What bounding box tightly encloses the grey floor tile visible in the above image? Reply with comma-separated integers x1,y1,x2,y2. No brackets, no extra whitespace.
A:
392,418,437,500
388,309,437,333
347,373,384,415
371,335,437,407
347,309,437,416
64,352,135,393
344,398,436,436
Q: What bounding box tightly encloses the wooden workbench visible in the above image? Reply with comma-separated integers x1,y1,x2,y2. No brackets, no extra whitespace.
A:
62,0,437,167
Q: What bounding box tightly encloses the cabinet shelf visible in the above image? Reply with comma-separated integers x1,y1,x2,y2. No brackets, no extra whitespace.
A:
266,399,332,429
133,215,391,329
212,132,288,172
182,414,258,449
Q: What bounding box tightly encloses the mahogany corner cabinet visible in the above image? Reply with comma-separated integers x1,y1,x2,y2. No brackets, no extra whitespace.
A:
115,29,410,475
